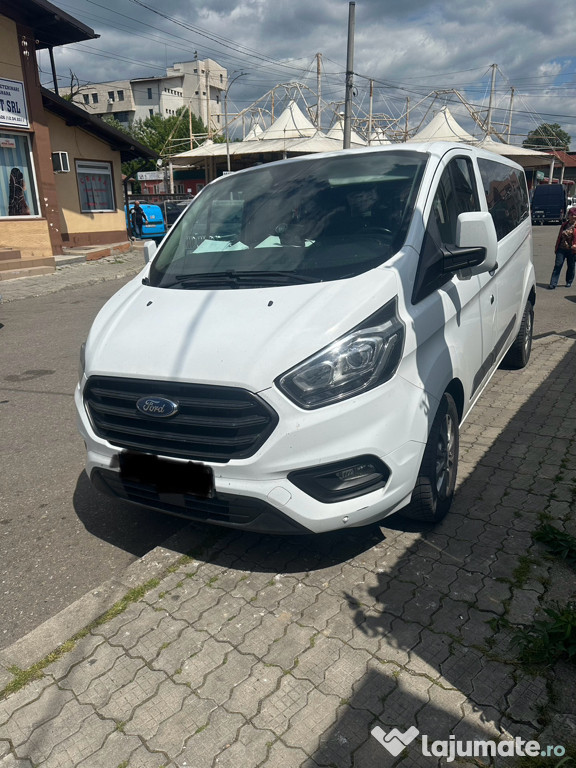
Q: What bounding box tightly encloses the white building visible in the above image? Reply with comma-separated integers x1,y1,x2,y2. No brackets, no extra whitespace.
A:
75,58,227,135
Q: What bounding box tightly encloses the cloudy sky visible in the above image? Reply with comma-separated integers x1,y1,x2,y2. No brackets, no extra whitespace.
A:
43,0,576,147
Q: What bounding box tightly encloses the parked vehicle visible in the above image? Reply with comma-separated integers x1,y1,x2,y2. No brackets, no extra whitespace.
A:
162,200,193,228
78,142,535,534
125,202,166,238
530,183,566,224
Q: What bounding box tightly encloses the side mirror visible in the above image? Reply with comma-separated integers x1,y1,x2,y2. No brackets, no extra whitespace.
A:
455,211,498,275
143,240,157,264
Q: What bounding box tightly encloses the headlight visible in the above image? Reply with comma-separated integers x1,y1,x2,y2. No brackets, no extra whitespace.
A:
78,342,86,383
277,298,405,409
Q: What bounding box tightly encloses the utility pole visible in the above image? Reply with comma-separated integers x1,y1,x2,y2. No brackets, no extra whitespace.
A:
343,2,355,149
224,72,246,172
507,87,515,143
316,53,322,130
205,66,211,137
405,96,410,141
486,63,497,136
367,79,373,145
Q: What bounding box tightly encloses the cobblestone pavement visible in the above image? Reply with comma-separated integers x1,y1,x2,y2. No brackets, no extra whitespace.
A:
1,251,576,766
0,248,147,303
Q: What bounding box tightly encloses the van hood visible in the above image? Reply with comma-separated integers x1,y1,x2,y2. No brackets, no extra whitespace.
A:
85,268,398,392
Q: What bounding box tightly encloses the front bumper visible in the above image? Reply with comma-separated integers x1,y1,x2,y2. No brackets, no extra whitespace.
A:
75,376,433,534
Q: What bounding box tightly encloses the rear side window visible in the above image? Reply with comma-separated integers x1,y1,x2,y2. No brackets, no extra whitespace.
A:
478,158,529,240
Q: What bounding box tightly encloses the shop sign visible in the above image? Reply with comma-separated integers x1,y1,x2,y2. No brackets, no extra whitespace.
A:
0,78,29,129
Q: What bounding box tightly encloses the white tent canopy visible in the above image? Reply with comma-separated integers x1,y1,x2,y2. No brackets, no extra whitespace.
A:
476,136,552,168
409,106,477,144
326,116,366,145
258,101,317,139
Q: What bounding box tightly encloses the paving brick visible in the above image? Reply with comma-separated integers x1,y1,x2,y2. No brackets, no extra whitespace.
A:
251,578,298,610
0,755,35,768
124,744,171,768
17,698,93,765
253,674,314,734
41,713,115,768
377,618,420,665
264,741,310,768
0,685,73,747
507,588,542,625
196,649,256,704
127,614,188,663
107,605,167,651
0,677,53,727
237,613,287,656
378,671,431,729
283,688,341,753
151,626,210,675
318,646,371,699
174,708,244,768
177,637,233,690
417,685,467,740
405,629,452,680
195,593,247,637
438,646,484,696
78,652,144,708
211,602,265,646
291,635,342,686
475,579,511,615
452,701,502,742
225,661,283,718
100,666,167,722
43,633,104,681
59,642,124,695
470,660,515,710
75,730,141,768
263,622,316,670
506,674,549,727
124,678,191,740
91,601,147,640
147,694,216,756
349,660,398,715
211,723,274,768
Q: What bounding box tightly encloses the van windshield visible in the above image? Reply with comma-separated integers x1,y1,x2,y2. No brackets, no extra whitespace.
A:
149,150,427,289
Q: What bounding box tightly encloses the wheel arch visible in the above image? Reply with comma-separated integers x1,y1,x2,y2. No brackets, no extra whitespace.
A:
445,378,465,423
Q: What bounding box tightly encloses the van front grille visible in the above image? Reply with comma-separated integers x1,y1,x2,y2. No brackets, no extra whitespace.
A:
83,376,278,462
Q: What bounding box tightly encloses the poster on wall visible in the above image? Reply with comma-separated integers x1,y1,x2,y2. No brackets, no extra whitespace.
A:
0,131,39,217
0,79,29,129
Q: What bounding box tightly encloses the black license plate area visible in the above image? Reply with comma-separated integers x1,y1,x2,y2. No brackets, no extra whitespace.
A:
119,451,214,498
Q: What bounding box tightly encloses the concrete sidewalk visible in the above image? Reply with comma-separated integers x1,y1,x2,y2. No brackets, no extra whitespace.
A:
0,245,147,303
1,261,576,765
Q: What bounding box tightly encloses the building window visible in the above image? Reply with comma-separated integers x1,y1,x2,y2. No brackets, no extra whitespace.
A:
220,74,223,83
147,87,153,99
114,111,131,123
83,93,89,104
149,108,154,117
76,160,115,213
215,95,220,104
92,93,99,104
0,131,39,217
108,91,115,102
195,91,198,95
117,90,124,101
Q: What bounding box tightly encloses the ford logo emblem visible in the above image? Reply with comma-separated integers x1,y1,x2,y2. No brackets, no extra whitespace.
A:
136,396,179,418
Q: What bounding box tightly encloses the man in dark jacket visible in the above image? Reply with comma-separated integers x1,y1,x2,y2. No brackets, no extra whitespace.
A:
130,201,147,238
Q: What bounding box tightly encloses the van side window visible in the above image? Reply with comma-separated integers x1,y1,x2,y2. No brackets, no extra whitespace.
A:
478,158,529,240
413,157,480,304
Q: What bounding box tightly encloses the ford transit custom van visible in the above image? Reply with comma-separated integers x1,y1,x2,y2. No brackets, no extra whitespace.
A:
76,142,535,534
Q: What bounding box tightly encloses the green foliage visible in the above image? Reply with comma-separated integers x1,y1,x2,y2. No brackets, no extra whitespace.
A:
523,123,571,151
131,106,208,156
534,524,576,568
513,602,576,664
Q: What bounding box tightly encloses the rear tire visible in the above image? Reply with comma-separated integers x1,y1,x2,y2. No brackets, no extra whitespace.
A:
401,392,459,523
503,300,533,369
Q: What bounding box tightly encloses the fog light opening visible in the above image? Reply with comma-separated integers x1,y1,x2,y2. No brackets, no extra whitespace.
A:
289,455,390,503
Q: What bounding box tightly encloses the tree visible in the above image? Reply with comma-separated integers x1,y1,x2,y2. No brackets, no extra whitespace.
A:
523,123,570,151
102,108,210,183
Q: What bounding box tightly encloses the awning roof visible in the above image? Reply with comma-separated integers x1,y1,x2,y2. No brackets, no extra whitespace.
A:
41,88,157,162
6,0,98,49
409,106,477,143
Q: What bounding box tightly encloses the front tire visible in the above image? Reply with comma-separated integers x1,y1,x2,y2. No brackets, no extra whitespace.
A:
402,392,459,523
503,300,533,369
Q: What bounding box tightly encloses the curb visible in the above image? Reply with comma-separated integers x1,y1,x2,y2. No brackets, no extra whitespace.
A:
0,522,200,679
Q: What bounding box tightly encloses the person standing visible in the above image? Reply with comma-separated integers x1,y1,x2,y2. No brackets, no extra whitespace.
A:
130,201,147,238
8,168,30,216
549,206,576,289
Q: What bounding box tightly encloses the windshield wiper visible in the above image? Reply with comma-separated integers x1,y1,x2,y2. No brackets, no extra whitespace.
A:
163,270,318,288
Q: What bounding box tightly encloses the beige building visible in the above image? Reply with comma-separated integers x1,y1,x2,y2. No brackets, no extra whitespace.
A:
76,58,228,136
0,0,154,280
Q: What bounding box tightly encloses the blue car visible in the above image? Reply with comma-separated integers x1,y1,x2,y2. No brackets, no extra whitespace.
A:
126,203,166,239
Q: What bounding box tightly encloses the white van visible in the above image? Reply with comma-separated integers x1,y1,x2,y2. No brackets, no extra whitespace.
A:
76,142,535,534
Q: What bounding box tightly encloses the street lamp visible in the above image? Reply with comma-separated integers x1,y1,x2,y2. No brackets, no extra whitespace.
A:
224,71,246,172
